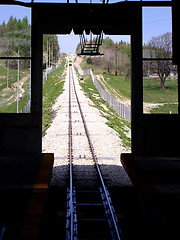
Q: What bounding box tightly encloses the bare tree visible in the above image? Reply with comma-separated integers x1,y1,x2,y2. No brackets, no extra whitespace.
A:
147,32,172,90
117,51,130,79
103,48,115,74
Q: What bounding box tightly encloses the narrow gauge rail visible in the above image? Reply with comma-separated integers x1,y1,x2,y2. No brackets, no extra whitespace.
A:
66,65,123,240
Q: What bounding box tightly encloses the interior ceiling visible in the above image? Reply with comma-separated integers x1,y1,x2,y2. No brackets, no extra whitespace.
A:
0,1,173,35
0,0,116,5
33,2,138,35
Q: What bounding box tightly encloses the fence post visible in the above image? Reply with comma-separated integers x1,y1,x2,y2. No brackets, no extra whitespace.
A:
73,62,131,121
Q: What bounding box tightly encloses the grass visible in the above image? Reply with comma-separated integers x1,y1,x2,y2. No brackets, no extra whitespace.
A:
42,59,66,133
150,103,178,114
80,56,178,113
143,77,178,114
143,77,178,103
99,73,178,114
78,74,131,149
103,74,131,99
80,59,102,75
0,60,30,113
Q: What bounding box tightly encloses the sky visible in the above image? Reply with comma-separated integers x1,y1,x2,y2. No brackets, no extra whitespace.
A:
58,32,130,55
0,2,172,54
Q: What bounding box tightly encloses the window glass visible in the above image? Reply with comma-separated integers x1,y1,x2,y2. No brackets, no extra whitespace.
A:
0,59,31,113
143,0,171,1
143,7,172,58
142,6,177,114
0,5,31,57
143,60,178,114
143,32,172,59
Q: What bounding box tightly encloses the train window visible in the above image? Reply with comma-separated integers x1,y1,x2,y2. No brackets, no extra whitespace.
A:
142,0,171,1
131,0,171,1
0,4,31,113
142,6,178,114
142,7,172,54
143,60,178,114
0,5,31,58
0,59,31,113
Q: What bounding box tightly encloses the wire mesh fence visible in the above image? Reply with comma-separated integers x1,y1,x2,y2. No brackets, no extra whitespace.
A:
19,100,31,113
43,66,53,83
74,65,131,121
19,62,61,113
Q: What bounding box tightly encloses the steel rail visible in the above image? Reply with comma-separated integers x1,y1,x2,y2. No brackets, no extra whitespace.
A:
68,65,73,240
70,66,122,240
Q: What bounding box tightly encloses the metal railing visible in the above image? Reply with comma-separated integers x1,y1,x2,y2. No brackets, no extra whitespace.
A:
74,65,131,121
19,63,61,113
43,66,53,83
19,99,31,113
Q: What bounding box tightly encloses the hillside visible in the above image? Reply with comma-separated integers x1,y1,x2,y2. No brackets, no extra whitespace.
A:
0,16,60,113
76,34,178,114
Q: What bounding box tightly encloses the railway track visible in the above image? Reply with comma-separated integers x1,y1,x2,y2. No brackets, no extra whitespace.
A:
66,64,123,240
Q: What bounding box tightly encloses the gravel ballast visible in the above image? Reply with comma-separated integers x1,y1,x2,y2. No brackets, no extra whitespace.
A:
42,64,132,188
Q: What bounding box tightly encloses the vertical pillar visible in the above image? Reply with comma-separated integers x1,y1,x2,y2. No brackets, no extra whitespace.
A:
131,4,143,156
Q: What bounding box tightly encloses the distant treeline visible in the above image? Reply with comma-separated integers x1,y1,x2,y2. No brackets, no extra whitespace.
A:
0,16,31,58
0,16,60,69
43,34,60,68
76,37,131,78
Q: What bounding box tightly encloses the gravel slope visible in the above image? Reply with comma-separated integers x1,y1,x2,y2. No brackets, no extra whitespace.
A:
42,64,132,188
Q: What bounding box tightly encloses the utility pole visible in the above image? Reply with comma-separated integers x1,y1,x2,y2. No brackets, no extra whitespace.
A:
17,49,19,113
7,45,10,88
46,38,48,80
52,42,53,68
49,37,51,68
7,60,9,88
115,43,118,76
29,63,31,109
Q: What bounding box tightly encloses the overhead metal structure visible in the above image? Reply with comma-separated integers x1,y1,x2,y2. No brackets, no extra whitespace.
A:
78,31,104,55
0,0,110,5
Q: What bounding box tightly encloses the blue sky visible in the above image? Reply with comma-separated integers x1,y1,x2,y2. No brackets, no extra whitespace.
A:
0,3,172,54
58,33,130,54
9,0,172,3
143,7,172,44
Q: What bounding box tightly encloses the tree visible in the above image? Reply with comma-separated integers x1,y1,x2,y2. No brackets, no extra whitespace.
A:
103,48,114,74
43,34,60,67
147,32,172,90
117,51,131,79
102,37,114,49
76,37,131,77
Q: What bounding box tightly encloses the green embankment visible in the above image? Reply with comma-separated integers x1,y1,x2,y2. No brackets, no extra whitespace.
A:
0,57,66,133
0,60,30,113
78,74,131,149
143,77,178,113
103,74,131,99
102,74,178,114
42,60,66,133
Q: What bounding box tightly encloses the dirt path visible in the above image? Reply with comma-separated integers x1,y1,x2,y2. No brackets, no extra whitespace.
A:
96,74,175,113
74,56,83,71
0,74,30,108
96,74,131,107
12,74,30,96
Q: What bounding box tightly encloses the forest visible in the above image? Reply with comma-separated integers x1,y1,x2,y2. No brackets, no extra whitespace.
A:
0,16,60,113
76,37,131,79
0,16,60,69
0,16,31,59
43,34,60,68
